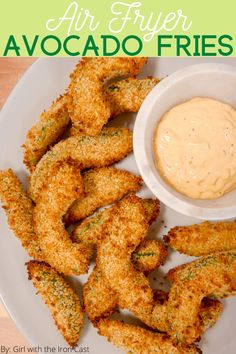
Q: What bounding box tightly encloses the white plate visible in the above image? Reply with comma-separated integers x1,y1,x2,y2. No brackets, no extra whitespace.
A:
0,57,236,354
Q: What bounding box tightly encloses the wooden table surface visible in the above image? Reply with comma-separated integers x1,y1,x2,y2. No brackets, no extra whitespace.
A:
0,58,36,347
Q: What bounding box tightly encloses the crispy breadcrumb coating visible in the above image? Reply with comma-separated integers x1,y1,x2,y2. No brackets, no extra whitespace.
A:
33,163,91,275
142,199,161,225
69,76,160,136
199,297,223,331
149,290,169,332
84,239,167,323
166,252,236,345
72,205,112,246
165,221,236,256
132,239,167,272
97,319,200,354
72,198,160,250
107,76,160,117
67,57,147,135
97,195,154,321
149,291,222,335
65,167,143,224
0,169,43,260
27,261,84,347
23,94,70,171
24,77,159,168
83,198,164,322
29,127,133,202
83,267,118,321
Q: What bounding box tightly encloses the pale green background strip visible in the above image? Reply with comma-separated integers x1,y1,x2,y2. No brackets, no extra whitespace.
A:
0,0,235,56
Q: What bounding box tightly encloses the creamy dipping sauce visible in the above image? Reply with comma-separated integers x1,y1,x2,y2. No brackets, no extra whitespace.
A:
153,97,236,199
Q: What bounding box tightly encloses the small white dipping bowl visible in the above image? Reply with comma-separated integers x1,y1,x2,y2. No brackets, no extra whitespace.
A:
134,63,236,220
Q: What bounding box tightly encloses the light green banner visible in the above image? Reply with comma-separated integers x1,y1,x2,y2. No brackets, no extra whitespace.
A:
0,0,235,56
